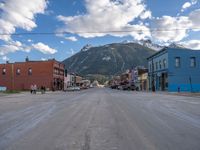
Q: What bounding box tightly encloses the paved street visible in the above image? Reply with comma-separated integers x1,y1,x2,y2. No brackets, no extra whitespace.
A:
0,88,200,150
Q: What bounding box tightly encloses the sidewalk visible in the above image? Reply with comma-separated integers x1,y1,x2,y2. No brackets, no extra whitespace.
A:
155,91,200,98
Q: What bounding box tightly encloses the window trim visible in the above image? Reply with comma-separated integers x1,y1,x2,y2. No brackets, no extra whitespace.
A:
190,57,196,68
163,59,167,69
156,62,158,70
159,60,162,69
175,57,181,68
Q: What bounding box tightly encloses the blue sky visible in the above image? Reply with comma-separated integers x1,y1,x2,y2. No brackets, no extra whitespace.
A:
0,0,200,63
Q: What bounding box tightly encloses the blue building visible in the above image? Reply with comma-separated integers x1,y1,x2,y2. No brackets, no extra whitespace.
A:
147,47,200,92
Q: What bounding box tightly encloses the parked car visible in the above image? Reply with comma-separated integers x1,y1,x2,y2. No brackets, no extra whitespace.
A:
120,82,137,91
67,86,81,91
111,84,118,89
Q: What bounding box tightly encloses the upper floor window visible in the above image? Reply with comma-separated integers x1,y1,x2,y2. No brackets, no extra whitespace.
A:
159,61,162,69
2,68,6,75
190,57,196,67
16,68,20,75
28,68,32,75
175,57,181,68
156,62,158,70
163,59,167,68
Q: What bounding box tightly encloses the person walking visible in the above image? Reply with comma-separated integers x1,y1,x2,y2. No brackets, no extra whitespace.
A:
33,84,37,94
30,85,33,94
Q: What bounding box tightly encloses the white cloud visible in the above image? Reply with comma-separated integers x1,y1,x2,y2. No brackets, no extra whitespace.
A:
151,8,200,42
181,2,192,12
27,39,33,42
41,57,47,61
0,40,57,56
180,40,200,50
2,56,9,61
65,36,78,42
32,42,57,54
60,41,64,44
0,0,48,41
0,40,23,55
57,0,151,40
151,16,192,42
189,9,200,31
181,0,197,12
140,10,152,20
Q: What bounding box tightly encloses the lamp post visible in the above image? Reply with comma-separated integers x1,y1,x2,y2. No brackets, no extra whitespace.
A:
151,58,155,92
189,76,193,93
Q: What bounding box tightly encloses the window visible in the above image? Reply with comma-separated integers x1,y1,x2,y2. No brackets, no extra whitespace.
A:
159,61,162,69
16,68,20,75
156,62,158,70
2,68,6,75
175,57,181,67
149,64,152,72
28,68,32,75
163,59,167,68
190,57,196,67
152,63,154,71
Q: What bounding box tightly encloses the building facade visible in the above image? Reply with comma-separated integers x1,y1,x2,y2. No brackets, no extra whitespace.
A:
131,67,148,91
0,59,65,91
147,48,200,92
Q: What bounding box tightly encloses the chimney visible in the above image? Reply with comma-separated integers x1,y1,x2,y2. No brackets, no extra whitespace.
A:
25,56,29,62
6,61,9,64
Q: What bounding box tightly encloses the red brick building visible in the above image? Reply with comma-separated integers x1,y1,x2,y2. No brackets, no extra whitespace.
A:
0,59,65,91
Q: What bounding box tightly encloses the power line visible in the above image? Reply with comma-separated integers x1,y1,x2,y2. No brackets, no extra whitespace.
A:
0,27,199,36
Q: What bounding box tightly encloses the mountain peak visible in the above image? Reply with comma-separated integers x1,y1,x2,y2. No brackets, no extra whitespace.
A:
138,39,163,51
81,44,92,52
63,42,155,76
168,43,185,49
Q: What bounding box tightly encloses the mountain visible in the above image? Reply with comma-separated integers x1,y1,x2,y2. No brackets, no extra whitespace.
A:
139,39,164,51
168,43,185,49
63,42,156,76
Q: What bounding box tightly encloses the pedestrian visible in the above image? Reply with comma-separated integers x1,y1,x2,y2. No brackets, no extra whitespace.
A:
41,86,45,94
30,85,33,94
178,86,180,93
43,86,46,93
33,84,37,94
152,85,155,92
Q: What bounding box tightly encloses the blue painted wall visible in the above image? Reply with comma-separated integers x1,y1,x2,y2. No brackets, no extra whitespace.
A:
168,48,200,92
148,48,200,92
148,49,169,91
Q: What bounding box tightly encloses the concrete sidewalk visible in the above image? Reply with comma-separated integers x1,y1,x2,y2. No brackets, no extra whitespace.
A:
154,91,200,98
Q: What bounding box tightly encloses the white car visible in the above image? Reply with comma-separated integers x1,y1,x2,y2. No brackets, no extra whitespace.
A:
67,87,81,91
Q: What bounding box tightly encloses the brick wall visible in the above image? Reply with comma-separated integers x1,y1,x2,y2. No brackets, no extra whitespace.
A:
0,60,64,91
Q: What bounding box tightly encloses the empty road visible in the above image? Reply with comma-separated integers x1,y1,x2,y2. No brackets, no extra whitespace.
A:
0,88,200,150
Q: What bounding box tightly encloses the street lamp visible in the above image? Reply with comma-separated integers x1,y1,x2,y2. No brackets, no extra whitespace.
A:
189,76,193,93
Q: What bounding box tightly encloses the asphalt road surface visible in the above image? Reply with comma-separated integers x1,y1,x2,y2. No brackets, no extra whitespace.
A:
0,88,200,150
